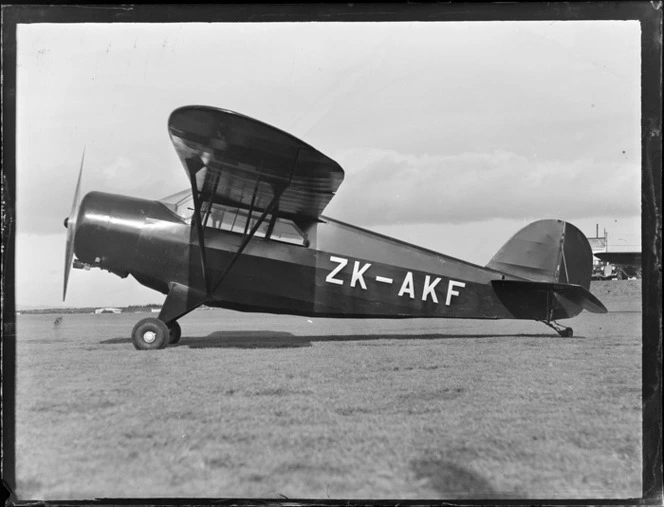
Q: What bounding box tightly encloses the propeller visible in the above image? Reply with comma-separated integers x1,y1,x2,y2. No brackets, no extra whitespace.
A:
63,148,85,301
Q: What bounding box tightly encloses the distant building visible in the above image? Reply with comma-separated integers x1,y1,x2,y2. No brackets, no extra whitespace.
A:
588,236,607,254
95,307,122,314
588,227,617,280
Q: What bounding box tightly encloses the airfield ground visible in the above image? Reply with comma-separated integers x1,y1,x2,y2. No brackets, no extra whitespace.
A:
14,280,642,500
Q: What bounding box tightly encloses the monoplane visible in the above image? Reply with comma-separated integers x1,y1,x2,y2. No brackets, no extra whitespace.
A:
63,105,607,349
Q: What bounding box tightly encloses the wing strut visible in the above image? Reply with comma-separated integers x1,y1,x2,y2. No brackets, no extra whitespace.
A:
185,157,211,294
265,211,278,239
201,168,222,229
208,150,299,296
243,177,262,237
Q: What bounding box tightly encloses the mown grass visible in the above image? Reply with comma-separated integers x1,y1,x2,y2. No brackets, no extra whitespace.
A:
15,282,642,500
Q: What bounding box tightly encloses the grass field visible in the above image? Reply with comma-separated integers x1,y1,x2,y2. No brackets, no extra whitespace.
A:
14,281,642,500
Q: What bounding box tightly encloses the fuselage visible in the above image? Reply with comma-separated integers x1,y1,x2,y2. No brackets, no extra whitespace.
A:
73,191,564,320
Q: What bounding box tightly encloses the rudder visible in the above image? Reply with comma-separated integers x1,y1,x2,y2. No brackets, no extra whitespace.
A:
486,219,593,289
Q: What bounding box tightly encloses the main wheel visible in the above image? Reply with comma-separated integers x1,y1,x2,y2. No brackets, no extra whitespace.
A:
132,318,170,350
167,321,182,345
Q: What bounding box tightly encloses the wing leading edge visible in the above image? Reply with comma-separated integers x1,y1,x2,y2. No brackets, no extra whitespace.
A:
168,105,345,221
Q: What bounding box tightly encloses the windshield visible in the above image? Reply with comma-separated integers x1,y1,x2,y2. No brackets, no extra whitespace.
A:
160,189,195,220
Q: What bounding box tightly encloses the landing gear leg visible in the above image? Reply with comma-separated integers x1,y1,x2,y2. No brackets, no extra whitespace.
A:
540,320,573,337
167,320,182,345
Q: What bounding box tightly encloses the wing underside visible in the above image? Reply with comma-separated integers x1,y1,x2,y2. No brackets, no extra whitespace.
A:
168,105,344,221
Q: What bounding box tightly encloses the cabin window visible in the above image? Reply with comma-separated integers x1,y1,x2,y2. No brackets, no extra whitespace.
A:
204,204,307,246
206,206,270,237
270,219,307,245
160,191,307,246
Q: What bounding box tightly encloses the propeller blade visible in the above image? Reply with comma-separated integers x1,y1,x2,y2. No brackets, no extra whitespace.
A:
63,148,85,301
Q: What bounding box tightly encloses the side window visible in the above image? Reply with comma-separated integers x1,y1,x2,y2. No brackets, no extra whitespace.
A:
271,219,307,245
204,204,307,246
207,207,270,238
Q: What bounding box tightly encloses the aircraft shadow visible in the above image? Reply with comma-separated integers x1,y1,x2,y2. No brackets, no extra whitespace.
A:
101,331,573,349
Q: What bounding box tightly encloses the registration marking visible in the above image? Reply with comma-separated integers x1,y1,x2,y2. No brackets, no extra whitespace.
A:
324,255,465,306
325,256,347,285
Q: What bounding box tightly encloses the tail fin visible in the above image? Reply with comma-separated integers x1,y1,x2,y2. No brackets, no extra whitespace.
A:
488,220,606,320
486,219,593,289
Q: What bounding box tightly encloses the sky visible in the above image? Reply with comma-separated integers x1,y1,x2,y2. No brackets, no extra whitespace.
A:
15,21,642,308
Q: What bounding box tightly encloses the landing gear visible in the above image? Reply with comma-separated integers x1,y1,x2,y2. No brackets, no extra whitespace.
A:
132,318,170,350
540,320,574,337
131,318,182,349
131,282,202,350
558,326,573,338
167,320,182,345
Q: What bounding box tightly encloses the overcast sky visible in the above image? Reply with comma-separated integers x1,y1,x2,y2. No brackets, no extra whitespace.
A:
15,21,641,308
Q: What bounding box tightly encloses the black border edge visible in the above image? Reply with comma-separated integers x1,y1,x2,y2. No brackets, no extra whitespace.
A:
1,2,662,505
640,2,664,503
2,3,18,505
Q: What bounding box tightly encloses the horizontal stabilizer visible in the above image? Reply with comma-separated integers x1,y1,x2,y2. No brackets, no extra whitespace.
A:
548,283,607,314
492,280,608,320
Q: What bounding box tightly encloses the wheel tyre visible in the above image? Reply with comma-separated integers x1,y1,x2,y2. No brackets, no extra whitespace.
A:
167,321,182,345
132,318,170,350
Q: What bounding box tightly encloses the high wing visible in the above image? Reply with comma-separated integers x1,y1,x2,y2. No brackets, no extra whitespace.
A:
168,105,345,221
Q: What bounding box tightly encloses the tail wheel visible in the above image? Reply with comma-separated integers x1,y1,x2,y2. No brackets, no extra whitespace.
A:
540,320,574,338
132,318,169,350
167,321,182,345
